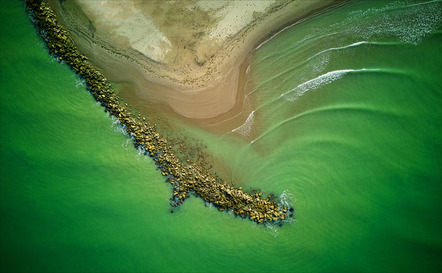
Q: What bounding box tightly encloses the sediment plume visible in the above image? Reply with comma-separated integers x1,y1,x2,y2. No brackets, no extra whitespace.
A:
25,0,290,224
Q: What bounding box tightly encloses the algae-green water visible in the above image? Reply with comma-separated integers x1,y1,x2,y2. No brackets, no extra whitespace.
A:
1,1,441,272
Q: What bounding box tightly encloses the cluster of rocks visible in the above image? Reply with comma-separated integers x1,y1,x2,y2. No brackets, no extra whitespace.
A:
26,0,291,224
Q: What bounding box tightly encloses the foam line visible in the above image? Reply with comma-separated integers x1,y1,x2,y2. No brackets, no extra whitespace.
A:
231,111,255,137
281,68,381,102
306,41,399,63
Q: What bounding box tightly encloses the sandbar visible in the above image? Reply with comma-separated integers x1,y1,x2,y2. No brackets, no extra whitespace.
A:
51,0,348,134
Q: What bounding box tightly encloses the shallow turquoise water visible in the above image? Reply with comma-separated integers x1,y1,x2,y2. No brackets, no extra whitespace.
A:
1,1,441,272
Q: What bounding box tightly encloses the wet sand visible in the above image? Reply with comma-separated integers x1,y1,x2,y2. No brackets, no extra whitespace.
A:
52,0,349,135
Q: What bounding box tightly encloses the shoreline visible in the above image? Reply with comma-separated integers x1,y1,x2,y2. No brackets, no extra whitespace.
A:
50,0,351,135
26,0,291,224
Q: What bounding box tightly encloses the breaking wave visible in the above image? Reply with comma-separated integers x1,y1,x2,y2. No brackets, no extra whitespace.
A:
342,0,442,45
232,110,255,137
281,68,380,102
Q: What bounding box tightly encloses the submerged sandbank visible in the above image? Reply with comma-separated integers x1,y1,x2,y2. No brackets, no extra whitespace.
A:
50,0,349,134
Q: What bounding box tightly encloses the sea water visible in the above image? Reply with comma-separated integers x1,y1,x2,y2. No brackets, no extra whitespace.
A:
1,1,441,272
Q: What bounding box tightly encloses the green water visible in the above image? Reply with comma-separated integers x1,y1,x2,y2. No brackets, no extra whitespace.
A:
1,1,441,272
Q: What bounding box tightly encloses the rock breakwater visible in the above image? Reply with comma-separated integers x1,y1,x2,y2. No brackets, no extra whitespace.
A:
26,0,290,224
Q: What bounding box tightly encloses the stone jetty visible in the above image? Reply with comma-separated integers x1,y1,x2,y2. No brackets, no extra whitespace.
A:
26,0,290,224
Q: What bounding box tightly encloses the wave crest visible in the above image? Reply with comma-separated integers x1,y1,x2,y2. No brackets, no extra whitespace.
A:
282,69,378,102
232,110,255,137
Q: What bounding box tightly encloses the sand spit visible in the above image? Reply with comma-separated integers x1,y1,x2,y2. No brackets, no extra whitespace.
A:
26,0,291,224
50,0,348,132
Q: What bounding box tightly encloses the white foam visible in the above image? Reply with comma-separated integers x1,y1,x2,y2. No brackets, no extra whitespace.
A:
264,222,279,237
286,49,330,97
306,41,370,63
345,0,442,45
111,116,129,136
75,77,86,89
231,110,255,137
282,68,379,102
311,52,330,75
282,70,350,102
245,65,251,75
136,146,146,160
277,190,297,226
122,138,132,150
279,190,296,208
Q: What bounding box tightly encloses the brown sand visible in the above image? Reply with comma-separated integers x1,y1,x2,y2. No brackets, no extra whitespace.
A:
52,0,349,135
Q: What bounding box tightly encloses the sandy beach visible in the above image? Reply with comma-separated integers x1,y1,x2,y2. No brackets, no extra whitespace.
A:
52,0,348,134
